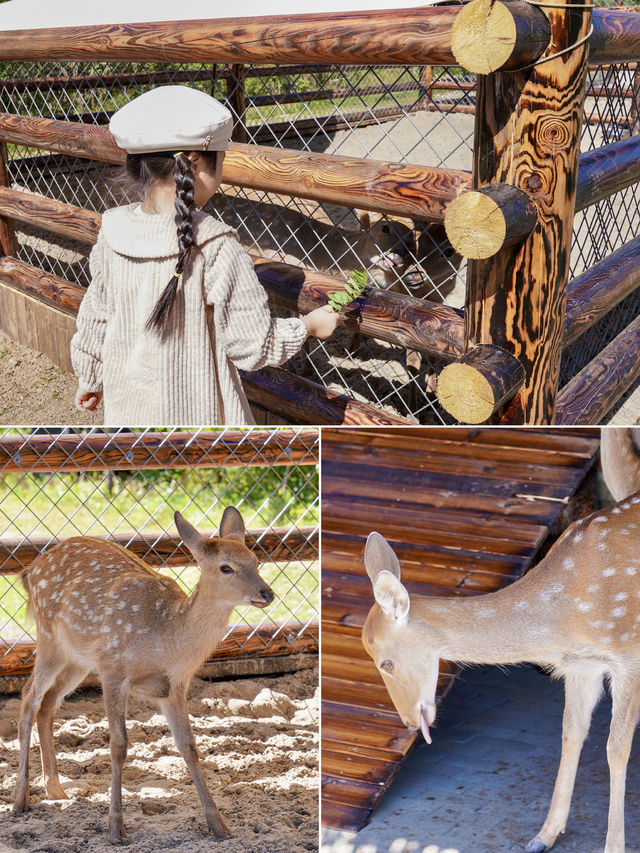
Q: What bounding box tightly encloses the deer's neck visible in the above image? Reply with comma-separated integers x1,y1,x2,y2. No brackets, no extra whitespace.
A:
416,589,562,667
170,579,234,670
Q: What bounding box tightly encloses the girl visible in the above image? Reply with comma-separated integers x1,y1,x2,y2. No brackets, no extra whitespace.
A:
71,85,337,425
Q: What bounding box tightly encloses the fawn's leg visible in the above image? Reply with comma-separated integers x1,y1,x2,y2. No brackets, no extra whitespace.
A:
13,654,66,813
102,676,130,843
159,689,233,840
526,667,605,853
37,663,88,800
604,674,640,853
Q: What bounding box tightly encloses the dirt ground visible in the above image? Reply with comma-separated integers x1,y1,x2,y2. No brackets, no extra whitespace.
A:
0,666,318,853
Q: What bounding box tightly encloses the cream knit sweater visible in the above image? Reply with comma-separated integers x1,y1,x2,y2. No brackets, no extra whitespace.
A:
70,204,308,425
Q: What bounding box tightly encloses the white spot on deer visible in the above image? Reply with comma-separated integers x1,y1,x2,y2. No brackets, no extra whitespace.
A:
549,583,564,594
117,600,127,610
126,623,133,633
612,606,627,618
476,607,494,618
594,516,608,523
587,584,599,593
620,633,630,643
600,637,613,644
614,592,629,601
606,621,615,629
539,589,555,603
632,497,640,504
597,543,607,551
514,601,529,611
38,579,48,589
612,508,621,514
131,604,141,612
590,619,605,628
620,529,630,536
626,567,637,576
104,607,113,615
603,568,616,577
621,502,631,510
563,557,575,571
599,527,609,537
573,531,583,543
577,601,593,612
155,601,163,610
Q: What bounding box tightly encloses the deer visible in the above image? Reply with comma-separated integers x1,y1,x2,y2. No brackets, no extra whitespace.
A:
362,489,640,853
13,506,274,843
601,426,640,501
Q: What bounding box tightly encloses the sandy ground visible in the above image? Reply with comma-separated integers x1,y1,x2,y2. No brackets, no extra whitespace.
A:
0,666,318,853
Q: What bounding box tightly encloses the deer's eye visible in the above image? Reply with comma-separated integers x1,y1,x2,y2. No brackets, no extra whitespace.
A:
220,564,234,575
380,659,394,673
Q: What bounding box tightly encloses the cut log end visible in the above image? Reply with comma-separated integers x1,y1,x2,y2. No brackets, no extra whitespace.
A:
444,191,507,260
444,185,538,260
437,345,526,424
451,0,517,74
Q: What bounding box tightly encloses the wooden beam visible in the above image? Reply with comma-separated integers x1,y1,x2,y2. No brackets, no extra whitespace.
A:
240,366,412,426
0,187,100,246
590,8,640,65
0,430,318,474
554,314,640,425
0,144,18,257
574,134,640,213
444,184,538,260
451,0,550,74
0,8,462,65
0,113,470,222
465,0,594,424
436,345,526,424
0,526,318,574
563,237,640,347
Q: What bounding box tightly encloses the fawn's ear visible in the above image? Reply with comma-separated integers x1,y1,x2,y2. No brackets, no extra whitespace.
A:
373,570,410,623
365,532,401,585
358,210,371,230
219,506,246,542
175,511,203,555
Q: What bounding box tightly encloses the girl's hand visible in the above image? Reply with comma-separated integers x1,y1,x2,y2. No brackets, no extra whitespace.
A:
302,305,339,339
74,388,103,413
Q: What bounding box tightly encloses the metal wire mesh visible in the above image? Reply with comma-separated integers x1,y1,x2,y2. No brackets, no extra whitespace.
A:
0,36,637,419
0,427,319,677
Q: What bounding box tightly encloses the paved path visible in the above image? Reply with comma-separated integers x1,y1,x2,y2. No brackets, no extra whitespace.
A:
321,664,640,853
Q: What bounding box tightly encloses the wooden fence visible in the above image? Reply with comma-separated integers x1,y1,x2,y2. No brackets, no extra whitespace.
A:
0,3,638,424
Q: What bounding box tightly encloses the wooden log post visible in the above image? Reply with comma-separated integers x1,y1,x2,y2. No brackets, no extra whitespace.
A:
451,0,551,74
444,184,538,260
228,63,248,144
436,344,526,424
462,0,594,424
0,143,18,257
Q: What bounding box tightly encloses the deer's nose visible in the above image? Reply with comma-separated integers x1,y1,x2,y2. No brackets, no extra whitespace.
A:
260,587,274,604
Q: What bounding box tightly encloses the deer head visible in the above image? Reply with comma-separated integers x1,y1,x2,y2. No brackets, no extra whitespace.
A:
362,531,441,743
175,507,274,609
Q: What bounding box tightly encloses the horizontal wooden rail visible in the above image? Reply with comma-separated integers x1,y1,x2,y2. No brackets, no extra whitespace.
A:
0,9,632,65
0,429,318,474
0,113,469,222
574,135,640,213
564,237,640,346
240,366,412,425
0,623,319,678
590,8,640,65
0,8,462,66
0,217,466,361
554,313,640,425
0,526,318,574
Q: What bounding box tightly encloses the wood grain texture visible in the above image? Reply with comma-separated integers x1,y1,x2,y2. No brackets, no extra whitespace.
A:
590,8,640,64
0,526,317,574
574,134,640,213
0,187,100,245
554,313,640,425
437,344,526,424
0,256,84,315
0,143,18,257
0,429,318,474
451,0,551,73
0,113,471,222
240,366,412,426
465,0,594,425
564,236,640,346
0,8,462,65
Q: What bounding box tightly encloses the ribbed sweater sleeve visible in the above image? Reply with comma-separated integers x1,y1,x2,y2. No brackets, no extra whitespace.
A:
206,236,308,371
70,233,108,393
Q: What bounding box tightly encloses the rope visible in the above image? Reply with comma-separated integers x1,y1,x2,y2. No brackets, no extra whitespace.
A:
514,24,594,71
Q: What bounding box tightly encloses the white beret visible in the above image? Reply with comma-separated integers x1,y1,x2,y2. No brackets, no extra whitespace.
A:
109,85,233,154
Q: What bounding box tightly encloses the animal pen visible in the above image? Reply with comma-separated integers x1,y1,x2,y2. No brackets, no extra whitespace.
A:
0,427,320,693
0,2,638,425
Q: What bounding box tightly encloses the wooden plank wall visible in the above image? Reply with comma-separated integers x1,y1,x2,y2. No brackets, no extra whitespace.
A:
321,427,601,832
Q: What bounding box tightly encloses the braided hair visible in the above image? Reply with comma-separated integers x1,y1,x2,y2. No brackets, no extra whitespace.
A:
120,149,218,335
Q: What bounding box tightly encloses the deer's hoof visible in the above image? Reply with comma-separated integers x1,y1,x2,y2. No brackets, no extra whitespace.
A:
12,786,29,814
525,839,549,853
108,813,127,844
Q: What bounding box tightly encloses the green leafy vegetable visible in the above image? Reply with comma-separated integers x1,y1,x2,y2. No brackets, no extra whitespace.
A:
327,269,369,312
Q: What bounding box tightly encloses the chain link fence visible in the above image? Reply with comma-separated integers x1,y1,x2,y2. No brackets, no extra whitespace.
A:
0,427,319,686
0,1,637,421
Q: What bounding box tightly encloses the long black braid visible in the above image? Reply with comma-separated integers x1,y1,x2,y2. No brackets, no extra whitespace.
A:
117,150,218,336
